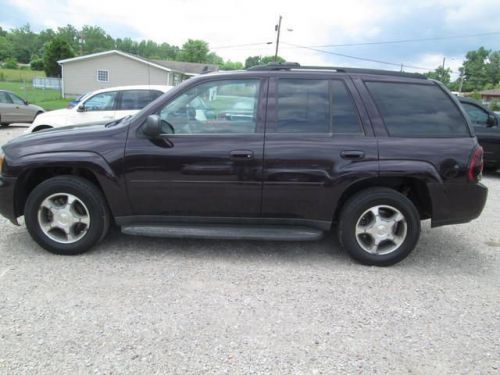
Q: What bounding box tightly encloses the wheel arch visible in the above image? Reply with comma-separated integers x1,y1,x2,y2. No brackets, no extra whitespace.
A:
12,151,129,219
333,176,434,225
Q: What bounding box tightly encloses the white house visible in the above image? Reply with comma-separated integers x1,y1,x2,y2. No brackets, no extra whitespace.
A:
58,50,218,97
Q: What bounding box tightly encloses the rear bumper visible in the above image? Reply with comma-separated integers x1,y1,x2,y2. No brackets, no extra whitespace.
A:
0,176,18,225
430,182,488,227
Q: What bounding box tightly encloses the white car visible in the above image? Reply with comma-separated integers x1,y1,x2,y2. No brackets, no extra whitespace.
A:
27,85,172,132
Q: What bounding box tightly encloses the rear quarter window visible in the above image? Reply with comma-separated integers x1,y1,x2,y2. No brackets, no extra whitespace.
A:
365,81,470,137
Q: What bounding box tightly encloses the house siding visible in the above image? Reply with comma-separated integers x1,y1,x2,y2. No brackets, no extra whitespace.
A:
62,54,171,97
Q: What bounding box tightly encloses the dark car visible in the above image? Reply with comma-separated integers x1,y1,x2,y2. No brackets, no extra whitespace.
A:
458,96,500,168
0,63,488,266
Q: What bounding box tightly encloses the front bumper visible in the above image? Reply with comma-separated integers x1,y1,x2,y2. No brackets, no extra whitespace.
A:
0,176,19,225
430,182,488,227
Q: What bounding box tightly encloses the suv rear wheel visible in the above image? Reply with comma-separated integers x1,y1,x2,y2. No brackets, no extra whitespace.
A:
24,176,110,255
338,187,420,266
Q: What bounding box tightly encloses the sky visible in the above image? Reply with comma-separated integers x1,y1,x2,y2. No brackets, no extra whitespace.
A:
1,0,500,78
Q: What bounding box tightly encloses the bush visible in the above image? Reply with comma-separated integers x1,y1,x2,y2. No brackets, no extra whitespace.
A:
470,91,482,101
30,57,44,71
490,100,500,111
3,57,18,69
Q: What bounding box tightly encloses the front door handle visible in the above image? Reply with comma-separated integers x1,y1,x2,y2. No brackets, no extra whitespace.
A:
230,150,254,160
340,150,365,160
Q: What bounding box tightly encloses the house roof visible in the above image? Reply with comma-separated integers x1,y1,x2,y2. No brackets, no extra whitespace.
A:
58,50,218,75
479,88,500,97
151,59,218,75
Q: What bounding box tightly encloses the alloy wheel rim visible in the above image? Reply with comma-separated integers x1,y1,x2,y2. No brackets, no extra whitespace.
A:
355,205,407,255
37,193,90,244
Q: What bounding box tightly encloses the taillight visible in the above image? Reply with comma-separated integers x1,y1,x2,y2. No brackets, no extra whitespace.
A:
468,146,483,182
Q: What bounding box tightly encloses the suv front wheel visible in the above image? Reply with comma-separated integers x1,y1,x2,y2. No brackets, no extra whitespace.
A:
338,187,421,266
24,176,110,255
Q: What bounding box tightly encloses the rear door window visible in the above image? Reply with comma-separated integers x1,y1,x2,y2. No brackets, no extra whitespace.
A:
366,81,469,137
275,79,330,133
0,92,13,104
120,90,162,110
272,79,363,134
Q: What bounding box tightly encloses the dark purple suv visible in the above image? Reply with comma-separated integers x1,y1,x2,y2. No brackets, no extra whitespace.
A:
0,63,488,266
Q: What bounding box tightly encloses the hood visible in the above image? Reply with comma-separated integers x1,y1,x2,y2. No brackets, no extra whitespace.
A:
3,122,128,161
32,108,71,126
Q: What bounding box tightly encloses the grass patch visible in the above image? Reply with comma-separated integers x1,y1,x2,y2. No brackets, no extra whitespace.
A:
0,68,45,82
0,81,72,110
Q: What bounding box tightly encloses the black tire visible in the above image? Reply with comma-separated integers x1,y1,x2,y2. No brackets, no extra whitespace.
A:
24,176,110,255
338,187,421,266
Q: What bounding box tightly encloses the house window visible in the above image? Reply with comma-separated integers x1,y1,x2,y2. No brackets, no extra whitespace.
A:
97,70,109,82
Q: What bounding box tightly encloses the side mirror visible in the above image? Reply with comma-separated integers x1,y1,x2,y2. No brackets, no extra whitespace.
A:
143,114,162,138
486,114,498,127
23,100,29,105
77,104,86,112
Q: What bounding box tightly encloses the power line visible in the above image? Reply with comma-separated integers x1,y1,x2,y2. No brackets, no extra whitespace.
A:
310,31,500,48
281,42,434,71
211,41,273,49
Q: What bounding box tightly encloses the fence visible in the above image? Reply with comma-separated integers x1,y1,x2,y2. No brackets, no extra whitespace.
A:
32,77,61,90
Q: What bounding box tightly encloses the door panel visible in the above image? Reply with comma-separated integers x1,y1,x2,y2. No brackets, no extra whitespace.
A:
124,78,267,218
8,93,34,122
262,77,378,222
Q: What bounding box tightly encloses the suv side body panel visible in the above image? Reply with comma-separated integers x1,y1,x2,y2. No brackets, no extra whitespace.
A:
354,76,487,227
261,73,378,224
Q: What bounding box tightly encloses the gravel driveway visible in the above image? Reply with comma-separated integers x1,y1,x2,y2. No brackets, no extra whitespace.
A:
0,125,498,374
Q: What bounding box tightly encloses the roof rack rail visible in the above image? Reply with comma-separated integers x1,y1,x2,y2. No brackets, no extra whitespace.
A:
246,62,426,79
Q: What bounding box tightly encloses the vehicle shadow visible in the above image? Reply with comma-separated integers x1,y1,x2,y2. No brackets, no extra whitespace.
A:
4,219,494,275
85,222,495,274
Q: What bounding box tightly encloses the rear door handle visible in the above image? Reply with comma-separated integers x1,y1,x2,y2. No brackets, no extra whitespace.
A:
230,150,254,160
340,150,365,160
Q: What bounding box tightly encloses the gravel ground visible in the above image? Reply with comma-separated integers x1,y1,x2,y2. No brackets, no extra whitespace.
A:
0,125,499,374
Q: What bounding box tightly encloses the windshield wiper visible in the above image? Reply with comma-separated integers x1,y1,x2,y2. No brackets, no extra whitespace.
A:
105,115,132,128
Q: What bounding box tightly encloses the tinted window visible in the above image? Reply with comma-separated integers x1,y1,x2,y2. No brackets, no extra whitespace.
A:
120,90,162,110
8,93,25,105
157,79,259,134
366,82,469,137
0,92,13,104
275,79,330,133
461,102,489,125
84,91,117,111
331,80,362,134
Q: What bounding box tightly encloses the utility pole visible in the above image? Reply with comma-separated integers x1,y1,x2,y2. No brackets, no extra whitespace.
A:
274,15,282,62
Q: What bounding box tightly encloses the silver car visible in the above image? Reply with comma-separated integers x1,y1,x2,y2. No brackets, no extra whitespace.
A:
0,90,44,126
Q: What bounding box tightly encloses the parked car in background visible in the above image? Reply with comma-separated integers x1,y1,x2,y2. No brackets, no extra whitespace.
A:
27,85,173,132
0,64,487,266
0,90,44,126
458,96,500,168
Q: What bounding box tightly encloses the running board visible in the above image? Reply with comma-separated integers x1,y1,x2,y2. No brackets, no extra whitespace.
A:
121,224,324,241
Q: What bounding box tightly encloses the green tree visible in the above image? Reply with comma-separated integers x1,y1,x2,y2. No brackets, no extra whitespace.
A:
245,56,261,68
3,57,18,69
425,66,451,85
0,36,14,61
178,39,210,63
80,25,114,54
30,56,44,71
462,47,491,92
7,24,37,63
57,25,81,52
43,37,75,77
261,55,285,64
221,60,244,70
245,55,285,68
